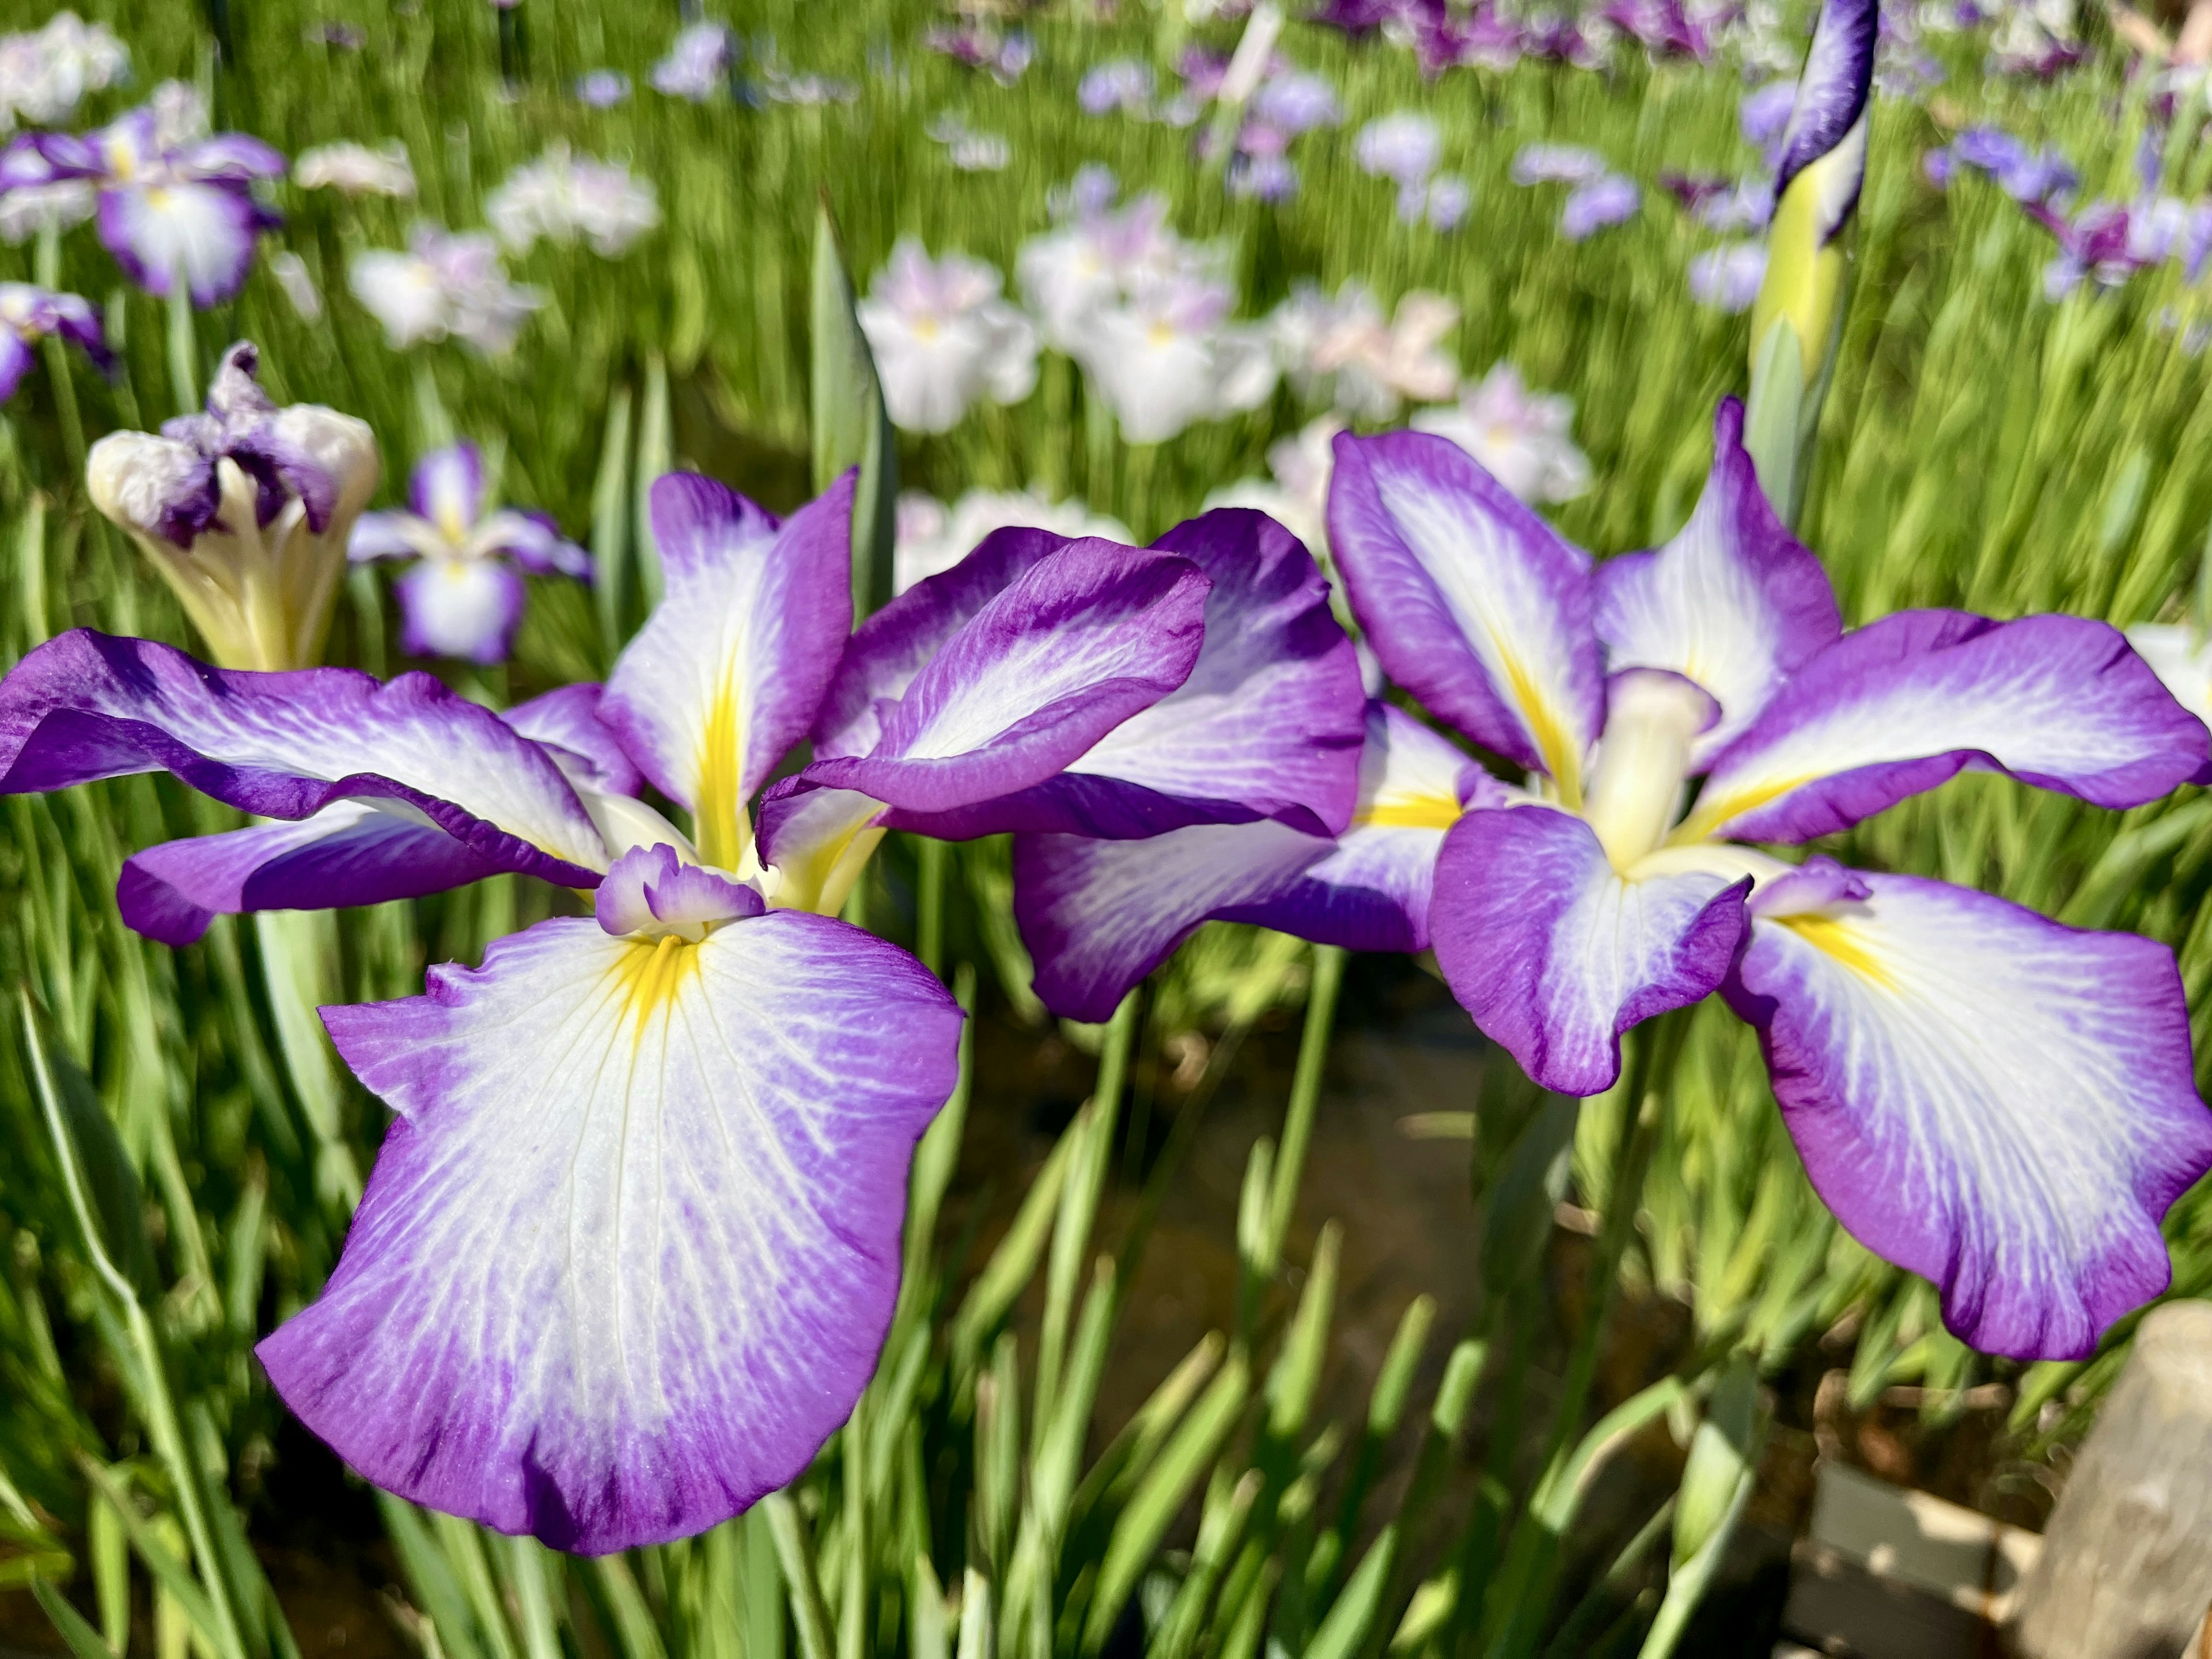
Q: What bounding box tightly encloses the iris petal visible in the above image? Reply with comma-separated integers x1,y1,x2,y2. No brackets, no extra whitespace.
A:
1725,872,2212,1359
259,911,961,1554
1593,399,1841,763
1327,428,1604,798
1430,804,1750,1094
601,474,854,869
1686,609,2210,843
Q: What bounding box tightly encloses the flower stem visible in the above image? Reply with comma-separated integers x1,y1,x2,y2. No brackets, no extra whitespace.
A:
1475,1008,1685,1659
166,286,199,417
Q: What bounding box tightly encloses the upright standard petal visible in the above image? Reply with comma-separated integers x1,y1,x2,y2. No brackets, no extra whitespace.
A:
602,473,855,868
892,510,1365,839
260,913,962,1552
502,684,642,798
1593,399,1842,761
1430,805,1751,1095
792,541,1209,815
1327,429,1604,800
1684,611,2211,842
411,442,488,539
0,630,607,883
1725,873,2212,1358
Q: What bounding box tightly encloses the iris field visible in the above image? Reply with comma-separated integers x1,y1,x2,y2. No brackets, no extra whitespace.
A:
5,0,2212,1654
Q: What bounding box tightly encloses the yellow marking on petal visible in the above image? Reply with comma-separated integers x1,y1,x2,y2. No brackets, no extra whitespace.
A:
609,933,703,1031
1668,773,1815,847
1353,790,1465,832
694,673,747,871
1775,912,1892,991
1499,650,1582,809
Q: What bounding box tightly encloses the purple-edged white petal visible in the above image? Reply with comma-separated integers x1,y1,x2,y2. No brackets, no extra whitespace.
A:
483,509,592,579
1724,872,2212,1359
410,442,487,538
1430,805,1751,1095
0,332,31,403
1687,611,2212,843
1594,399,1842,762
792,542,1209,815
177,134,289,183
1327,429,1604,796
502,684,642,798
260,911,961,1553
349,511,436,563
1012,703,1494,1020
889,510,1365,840
601,474,853,870
0,630,607,884
593,843,764,937
97,181,274,306
118,802,502,946
2123,622,2212,785
810,525,1070,761
1015,821,1332,1022
395,558,527,665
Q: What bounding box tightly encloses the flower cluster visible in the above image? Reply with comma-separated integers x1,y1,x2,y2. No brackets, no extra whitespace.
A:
1353,112,1471,228
1017,168,1277,443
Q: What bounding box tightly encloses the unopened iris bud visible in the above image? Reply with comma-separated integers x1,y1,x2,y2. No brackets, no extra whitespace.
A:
1744,0,1876,520
88,341,377,671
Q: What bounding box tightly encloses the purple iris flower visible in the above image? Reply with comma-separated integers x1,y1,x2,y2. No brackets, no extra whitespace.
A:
1016,400,2212,1363
1688,243,1767,310
575,69,631,107
1940,126,2077,207
1078,59,1154,117
1561,173,1640,238
26,88,284,306
1602,0,1714,59
0,281,111,402
1347,404,2210,1361
0,472,1344,1551
349,442,590,666
1740,78,1798,151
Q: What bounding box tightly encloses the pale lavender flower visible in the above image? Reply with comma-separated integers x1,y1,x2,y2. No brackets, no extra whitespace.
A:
1272,280,1460,418
576,70,632,107
1079,59,1154,116
1740,78,1797,150
1410,363,1590,502
857,238,1039,434
1561,174,1639,238
1228,153,1299,200
486,145,659,259
1077,270,1278,444
269,251,323,322
924,115,1012,173
349,225,545,355
1354,112,1442,186
1018,171,1199,350
0,12,127,131
1688,242,1767,312
1510,143,1606,185
1250,70,1340,133
652,21,734,100
1425,174,1473,230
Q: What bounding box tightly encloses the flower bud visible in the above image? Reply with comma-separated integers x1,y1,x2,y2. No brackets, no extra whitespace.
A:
88,342,377,671
1750,0,1876,376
